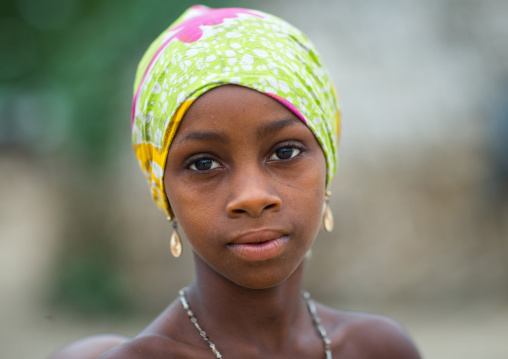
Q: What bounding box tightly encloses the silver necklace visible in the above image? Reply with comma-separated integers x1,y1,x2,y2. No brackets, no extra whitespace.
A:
178,288,332,359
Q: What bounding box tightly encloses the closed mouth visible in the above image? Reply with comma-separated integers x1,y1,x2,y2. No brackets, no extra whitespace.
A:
227,230,289,261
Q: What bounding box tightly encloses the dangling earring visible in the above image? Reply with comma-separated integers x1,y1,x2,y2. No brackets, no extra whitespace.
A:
323,190,334,232
168,217,182,258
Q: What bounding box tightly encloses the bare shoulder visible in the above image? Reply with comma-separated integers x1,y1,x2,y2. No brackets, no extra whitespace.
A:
318,304,421,359
98,299,211,359
98,334,211,359
98,335,169,359
49,334,129,359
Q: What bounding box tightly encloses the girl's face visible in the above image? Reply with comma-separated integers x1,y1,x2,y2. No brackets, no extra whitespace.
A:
164,85,327,289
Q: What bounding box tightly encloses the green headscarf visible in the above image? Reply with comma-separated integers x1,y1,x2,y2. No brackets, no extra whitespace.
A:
132,5,341,219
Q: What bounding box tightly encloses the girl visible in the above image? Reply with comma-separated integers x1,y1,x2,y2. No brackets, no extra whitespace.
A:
52,6,420,358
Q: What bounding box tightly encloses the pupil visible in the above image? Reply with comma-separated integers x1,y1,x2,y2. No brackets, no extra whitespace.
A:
277,147,293,159
195,159,212,170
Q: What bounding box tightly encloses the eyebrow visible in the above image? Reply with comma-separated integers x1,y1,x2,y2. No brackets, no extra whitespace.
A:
172,130,230,146
172,117,302,146
256,117,302,139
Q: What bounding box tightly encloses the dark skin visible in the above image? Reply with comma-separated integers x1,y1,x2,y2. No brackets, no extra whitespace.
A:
50,86,421,359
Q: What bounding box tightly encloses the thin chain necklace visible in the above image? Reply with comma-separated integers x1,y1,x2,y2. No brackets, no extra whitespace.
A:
178,288,332,359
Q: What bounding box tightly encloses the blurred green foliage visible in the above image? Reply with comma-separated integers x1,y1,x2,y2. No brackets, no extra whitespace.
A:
52,245,131,316
0,0,249,164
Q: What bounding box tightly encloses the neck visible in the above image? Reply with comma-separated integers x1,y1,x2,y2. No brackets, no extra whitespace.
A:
185,254,310,352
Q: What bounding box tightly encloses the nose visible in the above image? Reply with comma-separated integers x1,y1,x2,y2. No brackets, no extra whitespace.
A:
226,171,282,218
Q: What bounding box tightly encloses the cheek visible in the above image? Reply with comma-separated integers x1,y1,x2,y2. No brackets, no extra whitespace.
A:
285,155,327,232
165,182,220,248
302,150,327,196
167,186,207,225
305,153,327,227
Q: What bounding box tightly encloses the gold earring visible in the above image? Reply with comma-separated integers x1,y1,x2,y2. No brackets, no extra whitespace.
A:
323,191,334,232
168,217,182,258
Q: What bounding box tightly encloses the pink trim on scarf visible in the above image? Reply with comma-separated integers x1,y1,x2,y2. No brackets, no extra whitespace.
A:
264,93,307,124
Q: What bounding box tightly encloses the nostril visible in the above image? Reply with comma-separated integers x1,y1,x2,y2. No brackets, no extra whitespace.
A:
226,193,282,218
264,203,277,210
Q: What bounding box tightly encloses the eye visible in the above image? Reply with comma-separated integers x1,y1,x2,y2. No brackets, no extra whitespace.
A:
269,145,302,161
188,158,220,171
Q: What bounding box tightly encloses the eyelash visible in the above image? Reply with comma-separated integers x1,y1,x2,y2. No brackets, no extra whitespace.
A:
269,142,305,162
185,142,305,172
186,155,221,172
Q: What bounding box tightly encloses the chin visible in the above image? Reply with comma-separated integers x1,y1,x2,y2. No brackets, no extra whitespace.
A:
222,259,306,290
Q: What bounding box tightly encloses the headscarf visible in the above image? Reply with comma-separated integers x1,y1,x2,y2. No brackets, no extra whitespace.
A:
132,5,341,219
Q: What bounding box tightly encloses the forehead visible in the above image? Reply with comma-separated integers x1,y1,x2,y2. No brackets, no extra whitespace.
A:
176,85,302,133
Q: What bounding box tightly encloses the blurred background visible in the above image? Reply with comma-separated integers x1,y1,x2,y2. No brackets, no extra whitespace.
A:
1,0,507,357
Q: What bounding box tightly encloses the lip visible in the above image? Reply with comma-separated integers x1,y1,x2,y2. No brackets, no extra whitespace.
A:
227,230,289,261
